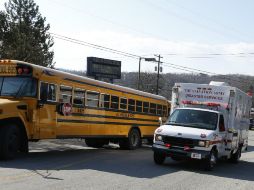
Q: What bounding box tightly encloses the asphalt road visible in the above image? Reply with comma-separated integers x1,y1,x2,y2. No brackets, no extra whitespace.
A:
1,131,254,190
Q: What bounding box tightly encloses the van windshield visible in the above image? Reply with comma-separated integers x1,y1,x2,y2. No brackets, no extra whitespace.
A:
166,109,218,130
0,77,37,98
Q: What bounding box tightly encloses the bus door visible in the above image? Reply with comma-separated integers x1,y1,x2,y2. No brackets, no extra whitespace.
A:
37,82,57,138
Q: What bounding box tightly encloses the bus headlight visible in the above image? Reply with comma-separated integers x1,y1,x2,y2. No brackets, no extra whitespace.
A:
155,134,163,141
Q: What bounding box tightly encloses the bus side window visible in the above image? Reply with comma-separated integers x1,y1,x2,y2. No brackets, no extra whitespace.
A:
143,102,149,113
128,99,135,112
157,104,162,116
73,88,85,107
60,85,72,103
86,91,99,107
136,100,142,112
111,95,119,110
120,98,127,110
48,84,57,102
100,94,110,108
40,82,48,102
150,103,156,114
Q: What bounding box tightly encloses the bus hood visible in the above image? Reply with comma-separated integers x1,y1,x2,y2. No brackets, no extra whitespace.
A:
0,98,20,105
155,124,215,140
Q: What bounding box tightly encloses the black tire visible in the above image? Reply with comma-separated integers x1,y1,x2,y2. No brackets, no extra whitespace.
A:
85,138,109,148
119,128,141,150
0,125,20,160
229,147,241,163
203,149,217,171
154,152,166,165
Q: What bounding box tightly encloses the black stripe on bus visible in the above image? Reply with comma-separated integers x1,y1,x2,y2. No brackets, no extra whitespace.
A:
57,119,159,127
64,78,165,101
71,113,159,123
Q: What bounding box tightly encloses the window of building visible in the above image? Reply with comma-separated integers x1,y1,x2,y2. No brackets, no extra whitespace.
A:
128,99,135,112
163,105,167,116
136,100,142,112
86,91,99,107
60,85,72,103
73,88,85,106
111,95,119,109
100,94,110,108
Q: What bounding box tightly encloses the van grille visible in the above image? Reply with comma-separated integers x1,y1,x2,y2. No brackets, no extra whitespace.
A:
162,136,197,148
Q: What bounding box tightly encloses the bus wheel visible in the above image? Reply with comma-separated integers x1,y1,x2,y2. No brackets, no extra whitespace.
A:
85,138,108,148
0,125,20,160
119,128,141,150
154,152,166,165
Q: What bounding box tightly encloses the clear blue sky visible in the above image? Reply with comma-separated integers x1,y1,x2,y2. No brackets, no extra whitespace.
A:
1,0,254,75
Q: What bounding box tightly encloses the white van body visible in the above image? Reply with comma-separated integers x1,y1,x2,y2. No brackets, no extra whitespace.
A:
153,82,252,169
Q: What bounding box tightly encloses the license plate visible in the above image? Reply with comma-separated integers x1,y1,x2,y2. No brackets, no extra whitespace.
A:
191,153,201,159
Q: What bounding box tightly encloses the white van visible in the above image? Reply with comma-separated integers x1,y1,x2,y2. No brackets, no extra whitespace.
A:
153,82,252,170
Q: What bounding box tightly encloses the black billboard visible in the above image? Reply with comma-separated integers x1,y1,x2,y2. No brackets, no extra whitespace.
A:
87,57,121,79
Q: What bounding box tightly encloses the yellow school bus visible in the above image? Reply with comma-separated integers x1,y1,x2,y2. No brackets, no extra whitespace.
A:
0,59,170,159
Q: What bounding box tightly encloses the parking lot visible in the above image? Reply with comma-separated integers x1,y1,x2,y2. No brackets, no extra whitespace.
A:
1,131,254,190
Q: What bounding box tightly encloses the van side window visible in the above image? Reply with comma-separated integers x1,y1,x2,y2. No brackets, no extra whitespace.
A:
60,85,72,103
219,115,225,132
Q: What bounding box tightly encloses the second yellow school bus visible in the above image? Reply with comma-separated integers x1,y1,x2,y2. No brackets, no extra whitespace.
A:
0,60,170,159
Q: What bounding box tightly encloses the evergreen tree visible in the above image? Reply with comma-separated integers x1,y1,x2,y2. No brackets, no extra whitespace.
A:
0,0,54,67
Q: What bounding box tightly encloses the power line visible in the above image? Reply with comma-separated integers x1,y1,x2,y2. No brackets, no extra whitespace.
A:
50,33,140,59
50,32,253,85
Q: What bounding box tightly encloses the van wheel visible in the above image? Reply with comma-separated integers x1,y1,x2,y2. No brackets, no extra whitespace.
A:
85,139,109,148
230,147,241,163
154,152,166,165
203,149,217,171
119,128,141,150
0,125,20,160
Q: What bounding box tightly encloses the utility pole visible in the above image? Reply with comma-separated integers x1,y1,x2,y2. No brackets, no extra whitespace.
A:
155,55,162,95
137,57,142,90
137,57,157,90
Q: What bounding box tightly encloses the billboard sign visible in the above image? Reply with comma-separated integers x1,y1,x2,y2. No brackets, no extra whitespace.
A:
87,57,121,79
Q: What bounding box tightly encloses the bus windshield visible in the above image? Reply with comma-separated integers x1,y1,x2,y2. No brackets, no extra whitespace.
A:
166,109,218,130
0,77,37,97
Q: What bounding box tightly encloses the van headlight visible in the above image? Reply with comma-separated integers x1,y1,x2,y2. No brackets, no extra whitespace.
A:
198,140,210,148
155,134,163,141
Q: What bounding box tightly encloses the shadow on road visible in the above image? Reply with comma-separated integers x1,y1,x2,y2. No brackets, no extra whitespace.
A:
0,141,254,181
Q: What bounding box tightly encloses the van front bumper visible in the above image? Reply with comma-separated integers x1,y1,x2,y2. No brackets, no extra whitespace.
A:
153,143,211,160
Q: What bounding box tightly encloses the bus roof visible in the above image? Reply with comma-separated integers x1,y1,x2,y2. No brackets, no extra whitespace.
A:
6,60,167,101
